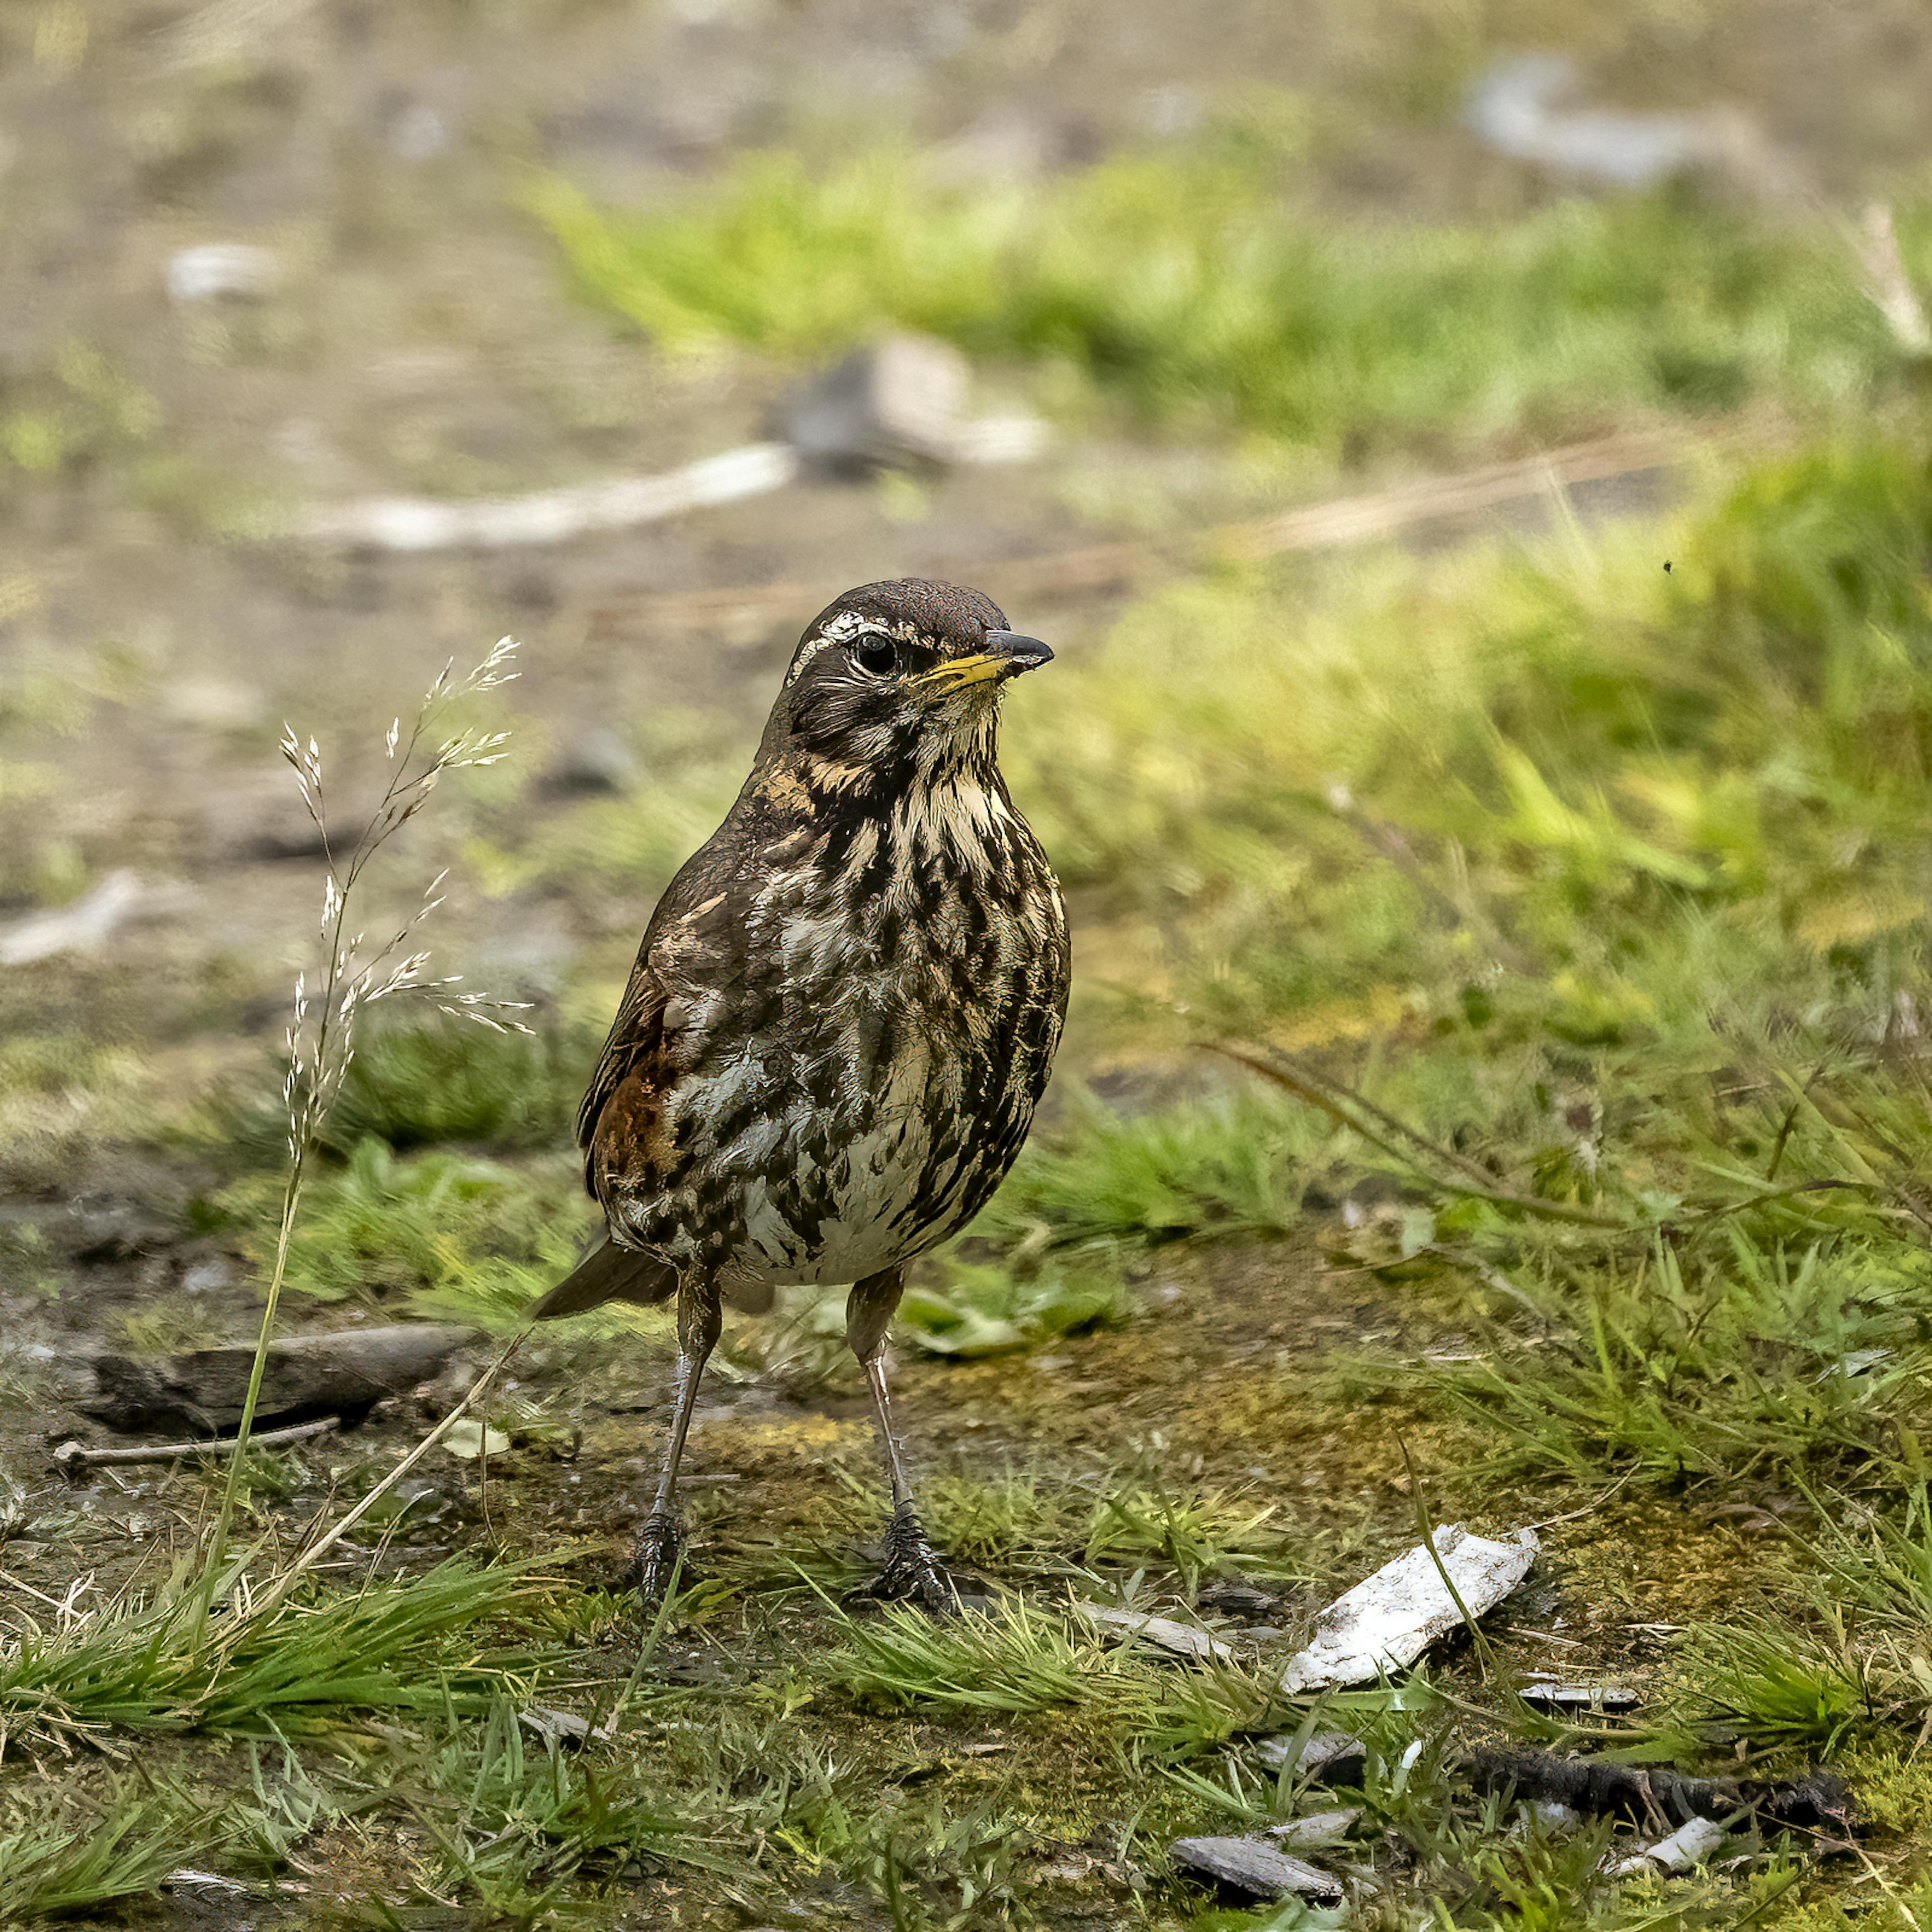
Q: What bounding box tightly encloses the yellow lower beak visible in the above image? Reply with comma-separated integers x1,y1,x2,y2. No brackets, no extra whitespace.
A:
914,633,1054,690
916,654,1009,690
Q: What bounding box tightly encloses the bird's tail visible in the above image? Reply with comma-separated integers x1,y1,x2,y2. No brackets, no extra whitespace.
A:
531,1239,679,1319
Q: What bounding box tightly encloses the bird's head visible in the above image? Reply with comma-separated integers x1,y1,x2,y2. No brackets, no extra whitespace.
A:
755,579,1052,796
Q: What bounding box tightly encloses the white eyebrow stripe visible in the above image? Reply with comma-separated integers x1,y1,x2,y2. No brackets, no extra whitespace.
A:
786,611,938,683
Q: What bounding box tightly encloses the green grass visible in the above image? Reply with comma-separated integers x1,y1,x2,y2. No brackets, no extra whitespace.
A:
979,1090,1316,1250
211,1008,596,1165
1676,1482,1932,1757
207,1135,592,1317
0,1790,211,1924
1418,1231,1932,1485
827,1596,1277,1752
967,434,1932,1502
388,1699,708,1915
15,119,1932,1928
1010,440,1932,1035
0,1557,567,1744
830,1463,1309,1587
897,1255,1136,1357
538,123,1911,459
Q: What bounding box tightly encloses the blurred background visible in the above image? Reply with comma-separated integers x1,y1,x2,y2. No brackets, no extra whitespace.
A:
3,0,1931,1338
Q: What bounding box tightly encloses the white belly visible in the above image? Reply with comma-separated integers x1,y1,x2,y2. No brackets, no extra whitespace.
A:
702,1048,961,1290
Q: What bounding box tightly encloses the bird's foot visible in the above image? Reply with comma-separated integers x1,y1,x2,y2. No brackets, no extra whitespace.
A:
846,1504,961,1615
617,1508,692,1609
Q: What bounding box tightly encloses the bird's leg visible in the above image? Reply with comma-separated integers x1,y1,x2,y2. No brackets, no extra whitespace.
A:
844,1265,957,1613
623,1276,721,1606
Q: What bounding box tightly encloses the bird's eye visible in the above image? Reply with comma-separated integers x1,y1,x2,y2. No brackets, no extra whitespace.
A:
850,635,898,677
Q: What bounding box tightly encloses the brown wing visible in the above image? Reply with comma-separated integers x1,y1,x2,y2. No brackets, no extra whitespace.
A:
575,952,667,1166
575,830,756,1198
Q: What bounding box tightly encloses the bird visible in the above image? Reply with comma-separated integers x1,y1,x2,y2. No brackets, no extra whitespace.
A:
532,578,1069,1608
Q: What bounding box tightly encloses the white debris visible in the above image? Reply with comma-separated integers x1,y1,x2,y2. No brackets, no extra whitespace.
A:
167,243,279,303
299,442,799,552
441,1419,512,1461
1520,1675,1640,1712
165,1869,248,1892
1606,1814,1730,1879
1280,1524,1540,1694
1074,1601,1235,1662
1466,56,1711,188
295,336,1045,553
1267,1807,1360,1849
0,871,148,965
520,1704,616,1746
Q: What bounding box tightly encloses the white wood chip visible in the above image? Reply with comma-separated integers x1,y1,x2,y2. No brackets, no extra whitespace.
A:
1280,1524,1539,1693
1607,1814,1730,1878
1074,1601,1235,1662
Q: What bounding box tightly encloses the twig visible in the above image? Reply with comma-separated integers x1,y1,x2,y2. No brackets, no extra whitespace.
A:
1205,1042,1627,1228
1523,1464,1640,1532
586,426,1747,640
1396,1433,1500,1690
299,444,799,552
53,1418,338,1471
1229,428,1703,559
1461,1744,1857,1832
208,1326,532,1654
0,1568,71,1611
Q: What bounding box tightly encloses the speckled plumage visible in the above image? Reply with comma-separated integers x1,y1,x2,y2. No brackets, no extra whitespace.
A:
536,579,1067,1606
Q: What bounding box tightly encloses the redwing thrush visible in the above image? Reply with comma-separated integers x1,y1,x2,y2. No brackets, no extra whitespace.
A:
533,579,1069,1607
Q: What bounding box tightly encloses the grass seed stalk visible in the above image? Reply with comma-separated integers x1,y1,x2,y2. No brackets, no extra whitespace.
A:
192,639,528,1643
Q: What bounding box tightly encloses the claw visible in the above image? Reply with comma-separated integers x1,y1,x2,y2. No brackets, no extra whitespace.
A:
847,1504,961,1615
620,1508,688,1608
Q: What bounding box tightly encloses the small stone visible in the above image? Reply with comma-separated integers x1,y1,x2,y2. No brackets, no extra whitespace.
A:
1256,1731,1365,1784
778,334,970,472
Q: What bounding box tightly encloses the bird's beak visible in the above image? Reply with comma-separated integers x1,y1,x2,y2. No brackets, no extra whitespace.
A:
916,631,1055,690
